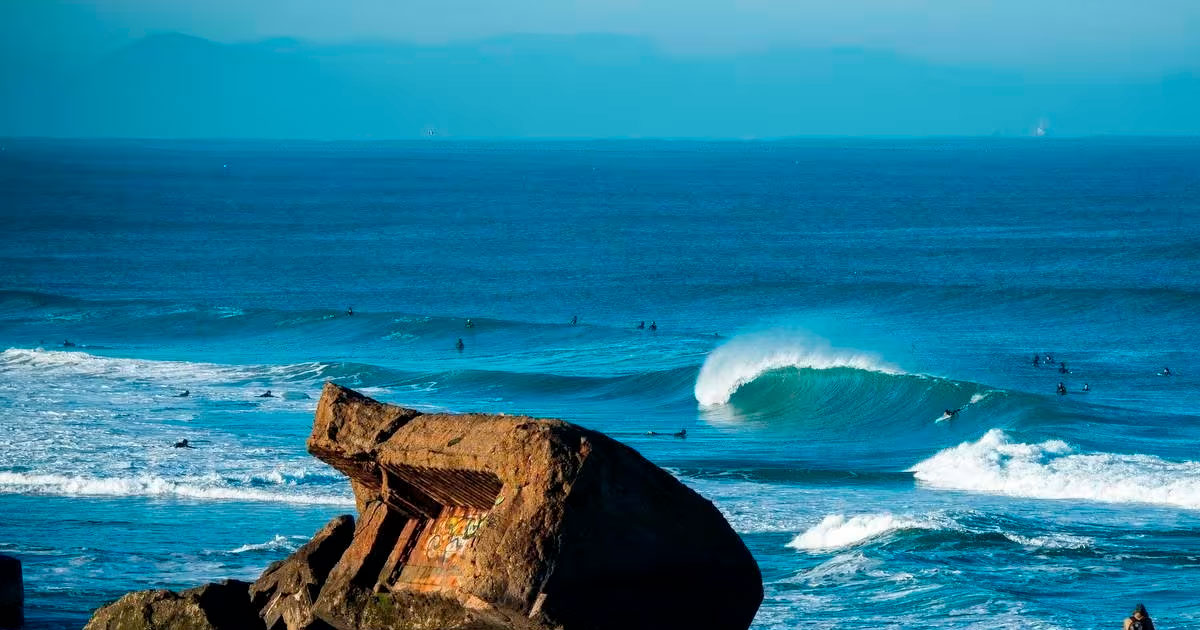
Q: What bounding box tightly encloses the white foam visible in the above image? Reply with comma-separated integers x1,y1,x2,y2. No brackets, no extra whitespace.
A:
693,332,899,406
0,472,354,505
0,348,326,387
1002,533,1093,550
788,513,942,550
910,429,1200,509
229,534,308,554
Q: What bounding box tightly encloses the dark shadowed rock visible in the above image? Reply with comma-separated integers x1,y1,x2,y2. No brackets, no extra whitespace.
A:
0,554,21,629
251,515,355,630
307,383,763,630
84,580,262,630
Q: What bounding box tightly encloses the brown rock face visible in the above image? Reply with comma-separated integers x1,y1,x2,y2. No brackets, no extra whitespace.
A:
306,383,762,630
84,580,262,630
251,515,356,630
85,384,762,630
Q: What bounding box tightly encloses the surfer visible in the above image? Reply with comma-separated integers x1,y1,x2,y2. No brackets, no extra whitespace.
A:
673,429,687,439
569,315,578,326
1056,382,1067,395
1162,366,1171,376
62,339,75,347
649,321,657,331
176,390,190,397
173,439,194,449
1082,383,1090,392
1046,353,1054,363
465,319,474,329
1032,354,1040,367
346,306,354,316
943,408,961,420
455,338,465,351
1058,362,1068,374
637,321,645,329
258,390,275,398
1124,603,1155,630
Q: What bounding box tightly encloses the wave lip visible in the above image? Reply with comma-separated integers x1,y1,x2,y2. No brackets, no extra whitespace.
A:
693,332,900,406
910,429,1200,509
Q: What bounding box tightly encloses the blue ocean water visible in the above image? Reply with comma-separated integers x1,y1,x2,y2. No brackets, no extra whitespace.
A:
1,138,1199,629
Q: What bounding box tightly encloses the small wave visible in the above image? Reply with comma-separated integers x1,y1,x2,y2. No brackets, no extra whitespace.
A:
788,513,942,550
0,472,353,505
694,332,899,406
229,534,308,554
910,429,1200,509
787,510,1095,552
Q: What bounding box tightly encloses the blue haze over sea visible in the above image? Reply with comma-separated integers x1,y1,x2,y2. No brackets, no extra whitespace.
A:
1,138,1199,628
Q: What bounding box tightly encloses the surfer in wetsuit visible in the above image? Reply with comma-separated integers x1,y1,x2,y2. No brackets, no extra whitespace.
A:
173,439,194,449
1124,603,1155,630
62,339,75,347
346,306,354,316
465,319,474,329
1032,354,1040,367
258,390,275,398
673,429,687,439
455,338,465,351
649,321,657,331
1082,383,1090,392
1058,362,1068,374
569,315,578,326
1056,382,1067,395
943,408,961,419
1162,366,1172,376
176,390,190,397
637,321,645,329
1046,353,1054,364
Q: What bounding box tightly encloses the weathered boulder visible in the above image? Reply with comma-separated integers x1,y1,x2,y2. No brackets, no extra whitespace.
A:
251,515,356,630
306,383,763,630
0,554,21,629
85,384,763,630
84,580,262,630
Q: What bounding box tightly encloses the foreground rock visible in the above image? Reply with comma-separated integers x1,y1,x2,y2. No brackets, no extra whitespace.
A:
87,384,763,630
250,515,355,630
0,554,21,629
85,580,261,630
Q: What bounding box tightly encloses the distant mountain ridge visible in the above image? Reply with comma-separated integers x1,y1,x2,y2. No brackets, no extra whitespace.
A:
2,32,1198,138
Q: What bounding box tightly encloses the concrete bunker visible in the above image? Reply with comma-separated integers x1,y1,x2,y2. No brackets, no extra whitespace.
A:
377,465,503,592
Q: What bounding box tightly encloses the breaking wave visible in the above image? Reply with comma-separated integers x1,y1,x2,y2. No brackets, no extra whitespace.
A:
0,472,354,506
910,429,1200,509
788,510,1093,552
694,332,900,406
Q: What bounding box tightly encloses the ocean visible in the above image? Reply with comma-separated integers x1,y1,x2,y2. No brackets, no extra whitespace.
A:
1,138,1198,629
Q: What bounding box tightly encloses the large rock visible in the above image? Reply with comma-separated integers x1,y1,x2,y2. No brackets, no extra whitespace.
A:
251,515,356,630
0,554,20,629
306,383,762,630
86,384,763,630
85,580,262,630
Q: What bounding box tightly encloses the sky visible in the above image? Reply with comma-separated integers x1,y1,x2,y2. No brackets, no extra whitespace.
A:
2,0,1199,137
7,0,1200,74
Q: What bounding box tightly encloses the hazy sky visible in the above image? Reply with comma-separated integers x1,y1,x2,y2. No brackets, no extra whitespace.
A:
6,0,1200,74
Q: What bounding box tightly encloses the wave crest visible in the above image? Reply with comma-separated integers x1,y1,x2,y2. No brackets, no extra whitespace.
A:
910,429,1200,509
693,332,899,406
